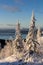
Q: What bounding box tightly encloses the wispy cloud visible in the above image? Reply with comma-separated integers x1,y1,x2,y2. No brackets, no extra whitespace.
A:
0,4,21,12
14,0,25,5
0,0,26,12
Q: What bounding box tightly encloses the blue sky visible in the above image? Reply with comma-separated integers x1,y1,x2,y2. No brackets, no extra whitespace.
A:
0,0,43,28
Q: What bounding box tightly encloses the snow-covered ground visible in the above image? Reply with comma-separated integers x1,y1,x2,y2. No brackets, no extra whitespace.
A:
0,52,43,65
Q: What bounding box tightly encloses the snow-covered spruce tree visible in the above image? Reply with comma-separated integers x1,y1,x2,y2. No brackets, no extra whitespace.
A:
37,27,41,38
37,27,41,43
0,40,13,59
4,40,13,57
26,11,40,53
37,27,43,54
13,21,24,59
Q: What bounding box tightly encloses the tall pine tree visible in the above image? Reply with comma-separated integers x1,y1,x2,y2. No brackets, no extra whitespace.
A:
26,11,39,52
15,21,23,51
13,20,24,59
26,11,36,44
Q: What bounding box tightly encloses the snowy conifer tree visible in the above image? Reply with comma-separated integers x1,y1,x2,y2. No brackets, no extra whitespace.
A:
26,11,40,53
13,20,24,59
37,27,41,39
26,11,36,45
23,11,40,62
0,40,13,59
15,21,23,51
37,27,41,48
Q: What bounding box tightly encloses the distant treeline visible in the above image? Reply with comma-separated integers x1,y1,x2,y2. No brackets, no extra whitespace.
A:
0,28,43,34
0,28,29,34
